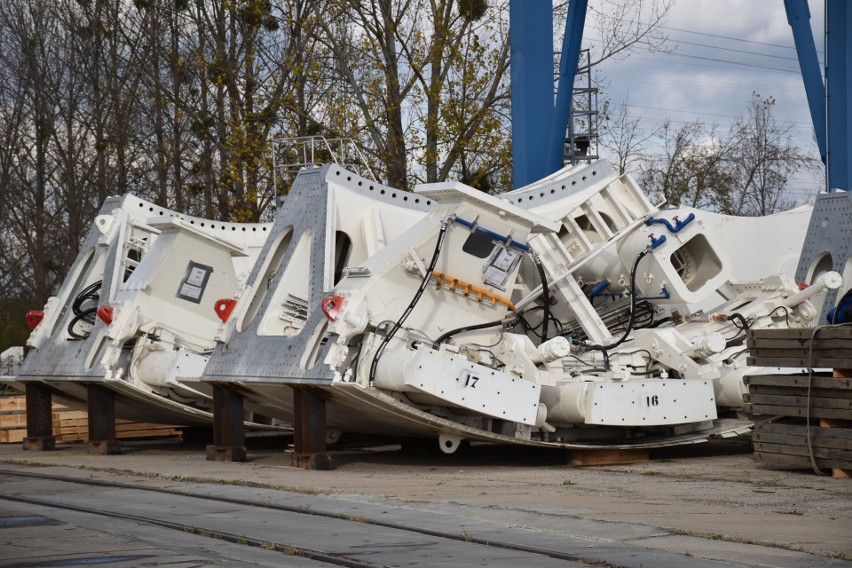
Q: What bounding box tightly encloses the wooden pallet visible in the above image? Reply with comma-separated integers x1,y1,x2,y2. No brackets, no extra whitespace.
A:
753,420,852,477
746,327,852,368
0,396,182,444
743,374,852,420
744,327,852,478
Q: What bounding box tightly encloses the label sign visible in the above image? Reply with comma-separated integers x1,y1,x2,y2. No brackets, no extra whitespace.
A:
587,380,717,426
460,370,479,388
482,247,522,291
177,261,213,304
642,393,660,407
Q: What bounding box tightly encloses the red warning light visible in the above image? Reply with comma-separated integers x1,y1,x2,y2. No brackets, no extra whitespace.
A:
97,305,114,325
25,310,44,330
321,295,345,322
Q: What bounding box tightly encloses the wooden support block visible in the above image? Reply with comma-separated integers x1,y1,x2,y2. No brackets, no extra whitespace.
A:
746,327,852,369
570,448,649,466
2,395,183,444
0,397,26,412
206,445,246,462
87,439,121,455
820,408,851,480
744,374,852,390
753,420,852,474
0,413,28,428
22,435,54,451
290,453,333,470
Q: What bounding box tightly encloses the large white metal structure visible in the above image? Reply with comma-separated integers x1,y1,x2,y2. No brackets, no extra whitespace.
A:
14,195,274,425
313,162,836,450
10,159,842,451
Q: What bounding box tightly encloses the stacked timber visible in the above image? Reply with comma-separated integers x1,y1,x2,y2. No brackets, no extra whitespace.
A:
745,327,852,478
0,395,182,444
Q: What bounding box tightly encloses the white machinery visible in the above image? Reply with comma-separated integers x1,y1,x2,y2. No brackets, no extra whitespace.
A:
196,160,837,451
316,162,837,450
15,194,274,425
13,167,433,428
10,160,842,451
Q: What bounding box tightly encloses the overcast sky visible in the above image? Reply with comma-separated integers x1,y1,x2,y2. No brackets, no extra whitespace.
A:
587,0,825,200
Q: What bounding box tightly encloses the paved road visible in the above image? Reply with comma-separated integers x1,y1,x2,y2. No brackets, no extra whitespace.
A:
0,440,849,567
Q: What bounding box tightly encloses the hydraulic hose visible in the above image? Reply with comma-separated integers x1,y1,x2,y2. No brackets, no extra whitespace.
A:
583,247,651,357
432,316,513,349
369,218,450,384
529,249,550,342
67,281,102,340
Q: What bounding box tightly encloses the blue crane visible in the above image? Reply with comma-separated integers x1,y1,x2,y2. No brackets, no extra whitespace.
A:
510,0,848,193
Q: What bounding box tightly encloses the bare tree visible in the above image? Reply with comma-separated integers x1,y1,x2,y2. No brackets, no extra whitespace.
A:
598,98,655,175
640,118,735,210
726,93,816,216
641,93,816,216
554,0,674,71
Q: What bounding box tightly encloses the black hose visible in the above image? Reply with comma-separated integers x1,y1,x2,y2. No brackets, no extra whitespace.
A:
67,281,102,340
369,220,449,383
583,248,651,357
432,317,509,349
728,312,750,331
67,307,98,339
530,250,550,342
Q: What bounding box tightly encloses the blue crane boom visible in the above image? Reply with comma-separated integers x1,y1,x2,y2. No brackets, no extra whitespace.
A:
510,0,846,192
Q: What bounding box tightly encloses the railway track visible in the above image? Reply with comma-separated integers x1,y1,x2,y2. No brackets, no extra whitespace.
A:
0,468,649,568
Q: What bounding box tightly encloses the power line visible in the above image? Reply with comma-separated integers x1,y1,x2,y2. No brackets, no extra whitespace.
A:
585,14,821,53
606,74,805,92
656,51,800,74
621,112,816,133
660,24,802,51
671,39,803,63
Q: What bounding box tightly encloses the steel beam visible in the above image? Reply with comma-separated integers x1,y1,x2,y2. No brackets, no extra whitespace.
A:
509,0,554,188
206,385,247,462
23,382,55,451
547,0,589,174
826,0,851,191
291,387,332,470
784,0,827,165
87,384,120,455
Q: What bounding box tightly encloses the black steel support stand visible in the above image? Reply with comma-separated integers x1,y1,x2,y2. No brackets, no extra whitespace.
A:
291,386,332,470
23,382,55,451
206,384,246,462
87,383,120,455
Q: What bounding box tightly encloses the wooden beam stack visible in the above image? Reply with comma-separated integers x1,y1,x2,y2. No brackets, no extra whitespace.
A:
745,327,852,479
0,395,182,444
